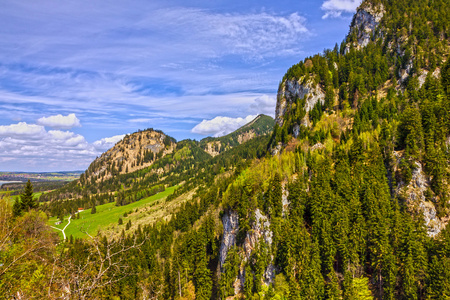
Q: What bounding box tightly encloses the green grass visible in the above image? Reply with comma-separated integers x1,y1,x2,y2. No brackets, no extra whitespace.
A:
48,186,176,239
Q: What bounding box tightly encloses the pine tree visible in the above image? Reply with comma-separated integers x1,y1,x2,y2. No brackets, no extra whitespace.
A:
21,180,37,212
13,180,37,217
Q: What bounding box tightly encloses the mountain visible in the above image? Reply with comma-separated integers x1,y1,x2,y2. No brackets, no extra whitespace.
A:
272,0,450,237
200,114,274,156
3,0,450,299
82,129,176,185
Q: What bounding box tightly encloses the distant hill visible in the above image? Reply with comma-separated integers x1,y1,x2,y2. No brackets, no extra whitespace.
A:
80,129,176,186
199,114,274,156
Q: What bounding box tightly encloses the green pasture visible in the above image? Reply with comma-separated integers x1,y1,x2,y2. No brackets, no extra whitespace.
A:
49,186,176,239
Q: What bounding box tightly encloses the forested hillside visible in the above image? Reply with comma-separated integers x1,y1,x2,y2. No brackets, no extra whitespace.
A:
1,0,450,299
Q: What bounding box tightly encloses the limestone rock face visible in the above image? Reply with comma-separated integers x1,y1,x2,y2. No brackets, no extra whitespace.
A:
395,159,444,237
346,3,385,52
275,77,325,128
223,209,275,295
204,141,221,157
243,209,274,288
243,209,273,260
219,210,239,269
281,183,290,217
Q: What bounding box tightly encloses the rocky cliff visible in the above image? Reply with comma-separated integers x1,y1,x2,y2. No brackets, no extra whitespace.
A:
275,76,325,128
346,2,385,52
394,156,445,237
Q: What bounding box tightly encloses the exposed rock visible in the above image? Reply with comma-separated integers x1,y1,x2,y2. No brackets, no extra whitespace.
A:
293,124,300,139
264,264,276,286
271,143,283,156
275,77,325,127
237,130,256,144
281,182,290,217
219,210,239,269
432,68,441,78
204,141,222,157
333,62,338,71
311,142,325,152
418,70,428,88
419,202,441,237
399,60,414,84
345,3,385,53
243,209,275,288
243,209,272,260
396,160,444,237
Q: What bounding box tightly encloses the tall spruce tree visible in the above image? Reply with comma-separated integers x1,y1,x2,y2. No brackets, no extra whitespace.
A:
21,179,37,211
13,180,37,217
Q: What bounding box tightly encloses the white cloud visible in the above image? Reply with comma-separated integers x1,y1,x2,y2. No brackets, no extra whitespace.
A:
0,122,97,171
249,94,277,117
0,122,47,139
37,113,81,129
191,115,257,137
93,134,126,151
321,0,362,19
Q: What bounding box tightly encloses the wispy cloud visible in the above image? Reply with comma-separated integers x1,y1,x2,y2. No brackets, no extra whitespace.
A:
321,0,362,19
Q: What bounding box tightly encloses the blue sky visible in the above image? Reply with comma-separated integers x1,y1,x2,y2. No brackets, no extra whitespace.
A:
0,0,361,171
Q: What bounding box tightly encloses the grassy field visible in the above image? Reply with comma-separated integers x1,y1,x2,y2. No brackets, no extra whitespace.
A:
48,186,177,239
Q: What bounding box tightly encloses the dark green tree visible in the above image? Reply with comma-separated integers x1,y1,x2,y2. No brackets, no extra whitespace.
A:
21,180,37,211
13,180,37,217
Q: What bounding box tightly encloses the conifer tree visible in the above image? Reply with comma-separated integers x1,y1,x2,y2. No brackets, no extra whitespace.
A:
21,180,37,211
13,180,37,217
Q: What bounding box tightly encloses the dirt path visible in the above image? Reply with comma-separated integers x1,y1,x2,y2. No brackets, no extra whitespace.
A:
50,215,71,240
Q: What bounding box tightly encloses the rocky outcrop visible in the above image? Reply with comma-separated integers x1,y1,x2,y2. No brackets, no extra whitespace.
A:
399,60,414,84
204,141,222,157
395,159,444,237
237,130,256,144
275,77,325,128
223,209,275,296
281,182,290,217
243,209,273,260
346,3,385,53
243,209,275,288
219,210,239,269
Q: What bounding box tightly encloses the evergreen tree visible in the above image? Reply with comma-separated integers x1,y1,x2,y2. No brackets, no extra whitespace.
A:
21,180,37,212
13,180,37,217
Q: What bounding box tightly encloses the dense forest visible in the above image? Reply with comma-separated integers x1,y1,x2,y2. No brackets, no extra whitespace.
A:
1,0,450,299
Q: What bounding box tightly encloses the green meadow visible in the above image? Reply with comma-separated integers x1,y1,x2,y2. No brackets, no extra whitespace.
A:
49,186,176,239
